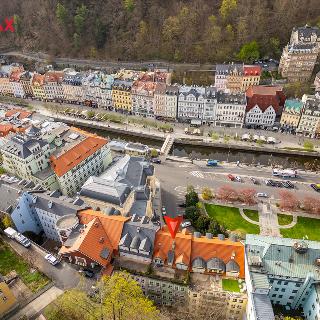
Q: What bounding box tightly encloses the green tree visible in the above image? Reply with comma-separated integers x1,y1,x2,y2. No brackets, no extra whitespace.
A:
185,206,201,223
56,3,68,26
150,149,158,158
219,0,237,19
86,111,95,119
45,272,160,320
207,219,226,236
13,15,22,36
94,18,107,49
269,37,281,57
303,141,314,151
123,0,135,12
74,4,88,36
202,187,213,200
73,33,80,49
195,215,211,234
185,190,199,207
2,215,12,229
237,40,260,63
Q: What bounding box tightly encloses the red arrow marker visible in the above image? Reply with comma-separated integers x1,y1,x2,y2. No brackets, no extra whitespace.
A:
164,215,183,239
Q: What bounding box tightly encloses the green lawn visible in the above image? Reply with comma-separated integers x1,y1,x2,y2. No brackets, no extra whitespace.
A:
280,216,320,241
0,241,50,292
205,204,260,235
243,209,259,222
222,279,240,292
277,213,293,226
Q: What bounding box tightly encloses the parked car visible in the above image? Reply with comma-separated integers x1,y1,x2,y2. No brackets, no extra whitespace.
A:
207,160,219,167
282,181,294,189
79,269,94,278
250,177,259,184
256,192,269,198
14,233,31,248
181,221,192,228
235,176,242,182
178,202,186,208
151,158,161,164
4,227,17,239
45,253,59,266
161,206,167,216
311,184,320,192
227,174,235,181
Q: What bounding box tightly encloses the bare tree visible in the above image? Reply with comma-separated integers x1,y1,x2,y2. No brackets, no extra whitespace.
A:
279,190,300,211
217,185,238,202
303,197,320,215
239,188,257,205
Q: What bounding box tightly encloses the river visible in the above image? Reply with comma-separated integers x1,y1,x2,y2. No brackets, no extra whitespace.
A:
79,126,320,171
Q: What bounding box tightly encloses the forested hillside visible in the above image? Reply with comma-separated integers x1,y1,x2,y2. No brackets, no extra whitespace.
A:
1,0,320,63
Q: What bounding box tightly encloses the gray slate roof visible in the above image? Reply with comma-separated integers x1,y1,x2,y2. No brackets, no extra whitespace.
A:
32,191,85,217
2,135,48,159
80,155,154,206
207,257,225,271
192,257,206,268
119,214,160,259
252,293,275,320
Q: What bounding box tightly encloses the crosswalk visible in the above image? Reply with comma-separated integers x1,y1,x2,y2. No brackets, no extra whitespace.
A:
190,171,205,179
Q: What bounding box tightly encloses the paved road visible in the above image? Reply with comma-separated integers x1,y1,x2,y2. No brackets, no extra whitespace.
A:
4,237,82,290
154,161,320,219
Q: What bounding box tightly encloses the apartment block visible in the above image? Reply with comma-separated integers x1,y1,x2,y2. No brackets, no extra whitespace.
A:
215,92,246,128
31,73,46,100
62,69,84,104
112,80,133,113
280,99,304,131
297,94,320,138
44,71,64,102
246,235,320,320
279,25,320,82
154,83,179,120
132,81,156,118
245,85,286,128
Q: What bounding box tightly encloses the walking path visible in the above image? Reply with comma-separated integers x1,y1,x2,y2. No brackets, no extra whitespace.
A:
239,208,260,225
258,201,281,237
8,286,63,320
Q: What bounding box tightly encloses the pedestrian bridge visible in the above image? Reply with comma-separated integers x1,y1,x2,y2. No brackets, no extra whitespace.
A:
161,134,174,158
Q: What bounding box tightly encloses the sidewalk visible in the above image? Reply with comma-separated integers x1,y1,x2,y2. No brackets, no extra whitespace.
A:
8,286,63,320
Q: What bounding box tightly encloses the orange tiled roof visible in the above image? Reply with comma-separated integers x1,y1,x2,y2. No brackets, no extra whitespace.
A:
153,227,192,267
59,217,113,267
78,209,129,250
153,227,245,277
32,73,45,86
5,109,32,120
50,134,107,177
191,236,245,278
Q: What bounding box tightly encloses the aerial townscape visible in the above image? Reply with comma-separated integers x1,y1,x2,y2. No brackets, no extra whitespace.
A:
0,2,319,320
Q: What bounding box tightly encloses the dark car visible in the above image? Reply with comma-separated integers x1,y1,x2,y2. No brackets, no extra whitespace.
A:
250,177,259,184
79,269,94,278
151,158,161,164
311,184,320,192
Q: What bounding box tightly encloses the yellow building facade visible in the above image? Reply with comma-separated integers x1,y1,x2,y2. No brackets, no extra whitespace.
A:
111,80,133,112
0,282,17,316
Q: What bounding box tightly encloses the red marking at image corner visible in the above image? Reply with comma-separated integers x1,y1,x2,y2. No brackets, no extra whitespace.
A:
0,18,15,32
164,215,183,239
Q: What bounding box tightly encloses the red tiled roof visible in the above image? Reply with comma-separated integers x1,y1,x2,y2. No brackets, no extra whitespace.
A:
78,209,129,251
5,109,32,120
0,124,15,137
9,70,22,82
50,131,107,177
45,71,64,83
246,85,286,114
243,65,262,76
59,217,113,267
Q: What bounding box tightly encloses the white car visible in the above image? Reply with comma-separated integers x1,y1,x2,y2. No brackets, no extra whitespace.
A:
256,192,268,198
14,233,31,248
181,221,191,228
235,176,242,182
45,254,59,266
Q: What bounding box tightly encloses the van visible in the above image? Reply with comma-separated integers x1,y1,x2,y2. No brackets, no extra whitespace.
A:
4,227,17,239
